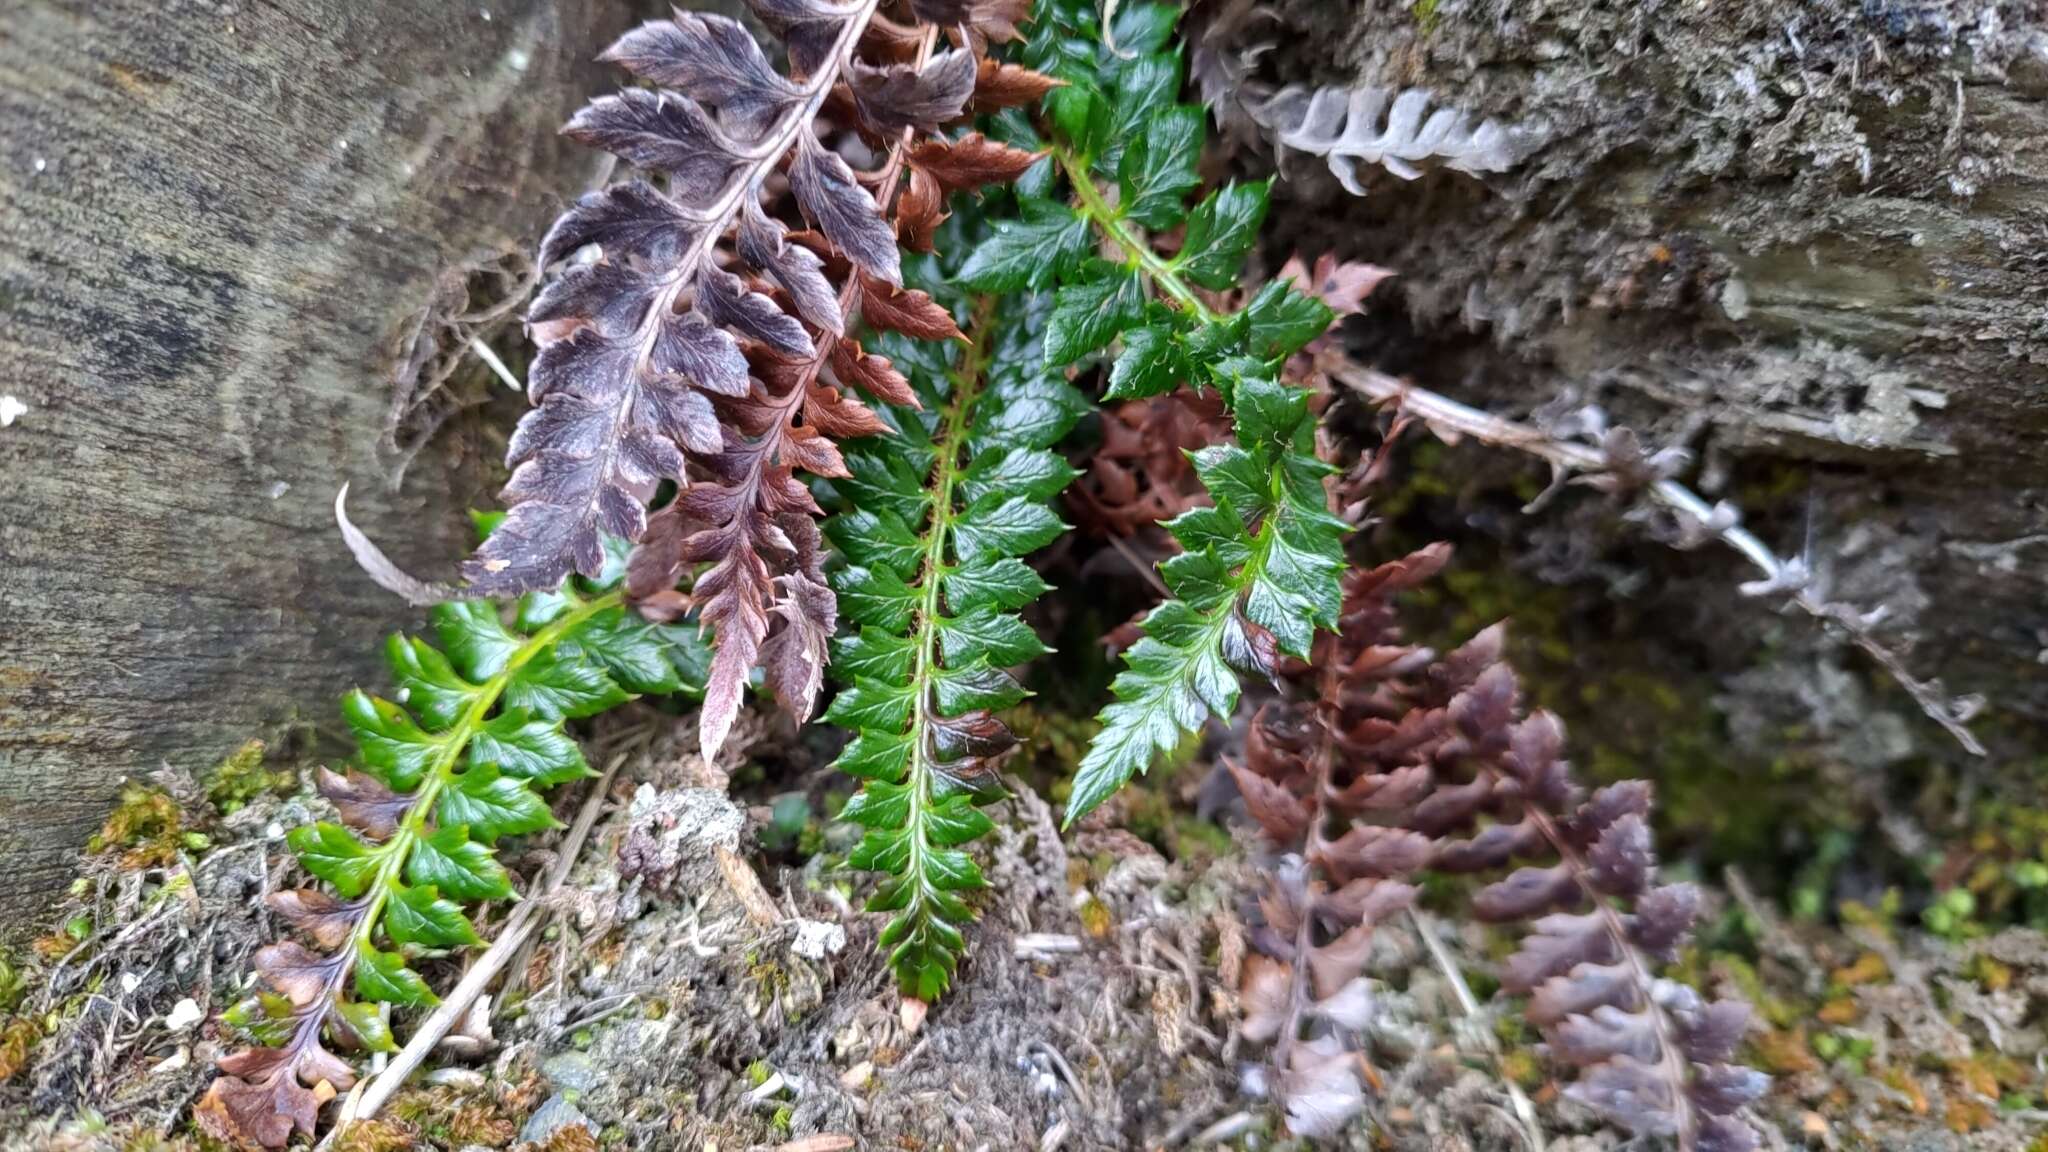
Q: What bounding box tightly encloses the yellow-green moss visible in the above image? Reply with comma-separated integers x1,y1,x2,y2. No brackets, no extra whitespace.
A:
203,739,293,815
89,783,188,869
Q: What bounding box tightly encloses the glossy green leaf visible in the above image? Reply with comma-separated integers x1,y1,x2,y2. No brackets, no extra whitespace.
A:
470,710,591,787
431,601,520,682
564,608,681,695
1243,279,1336,360
437,764,558,843
837,564,918,632
501,648,629,721
342,690,442,792
355,944,437,1008
1104,323,1186,400
288,822,381,899
957,198,1093,292
933,660,1030,714
333,999,398,1054
937,605,1051,668
1118,105,1203,228
1175,180,1272,290
953,497,1066,567
1043,266,1147,363
385,635,481,732
408,825,512,902
384,883,478,949
944,557,1051,614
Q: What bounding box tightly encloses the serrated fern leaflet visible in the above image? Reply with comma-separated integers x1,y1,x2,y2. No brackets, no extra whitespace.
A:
198,542,706,1149
824,286,1086,999
991,0,1347,825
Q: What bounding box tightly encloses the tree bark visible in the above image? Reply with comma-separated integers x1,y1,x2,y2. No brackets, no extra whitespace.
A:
1215,1,2048,760
0,0,634,922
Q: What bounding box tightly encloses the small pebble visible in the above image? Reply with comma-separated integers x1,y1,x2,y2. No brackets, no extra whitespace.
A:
0,395,26,426
519,1095,595,1145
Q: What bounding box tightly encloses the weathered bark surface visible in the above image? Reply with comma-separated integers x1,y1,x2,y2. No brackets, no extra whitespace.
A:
1213,2,2048,786
0,0,634,922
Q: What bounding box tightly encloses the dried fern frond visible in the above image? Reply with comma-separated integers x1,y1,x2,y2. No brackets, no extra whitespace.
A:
470,1,1043,759
1418,650,1768,1152
1068,391,1231,539
1189,1,1537,195
1233,533,1766,1147
1251,86,1529,194
1231,545,1455,1138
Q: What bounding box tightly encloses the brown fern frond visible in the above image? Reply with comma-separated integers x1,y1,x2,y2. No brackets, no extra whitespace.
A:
471,1,1049,758
1235,541,1765,1149
1232,545,1449,1138
1069,391,1231,539
1420,654,1769,1152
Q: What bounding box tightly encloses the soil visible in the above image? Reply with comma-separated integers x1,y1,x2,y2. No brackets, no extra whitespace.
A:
3,702,2045,1152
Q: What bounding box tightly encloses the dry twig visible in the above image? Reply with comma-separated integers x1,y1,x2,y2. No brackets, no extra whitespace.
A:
1333,362,1985,756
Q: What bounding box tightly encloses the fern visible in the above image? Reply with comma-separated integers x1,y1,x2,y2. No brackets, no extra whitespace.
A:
993,0,1346,824
1232,545,1768,1150
198,536,705,1149
825,255,1086,998
1419,650,1769,1152
467,0,1038,762
1253,85,1529,194
1188,5,1536,195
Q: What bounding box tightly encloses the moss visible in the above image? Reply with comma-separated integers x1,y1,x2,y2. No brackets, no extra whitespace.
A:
328,1119,412,1152
203,739,293,815
1077,896,1113,938
1118,763,1233,865
0,1016,40,1083
0,950,25,1014
89,782,187,869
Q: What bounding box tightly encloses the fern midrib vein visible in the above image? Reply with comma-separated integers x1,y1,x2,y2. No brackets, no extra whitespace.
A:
1056,148,1221,326
899,298,999,926
716,23,939,622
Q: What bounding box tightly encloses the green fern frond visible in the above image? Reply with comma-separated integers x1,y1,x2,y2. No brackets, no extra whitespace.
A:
1000,0,1348,826
826,282,1086,999
205,532,709,1142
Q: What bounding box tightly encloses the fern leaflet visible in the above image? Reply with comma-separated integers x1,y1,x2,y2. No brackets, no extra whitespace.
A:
198,535,705,1149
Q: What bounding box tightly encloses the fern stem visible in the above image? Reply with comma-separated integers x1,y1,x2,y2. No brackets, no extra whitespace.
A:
897,297,999,955
352,590,623,964
1054,148,1221,325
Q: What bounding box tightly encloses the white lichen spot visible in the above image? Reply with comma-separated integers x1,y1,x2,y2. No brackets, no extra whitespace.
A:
266,480,291,500
0,395,26,426
506,47,531,72
165,997,205,1032
790,918,846,961
1719,278,1751,322
31,156,46,173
